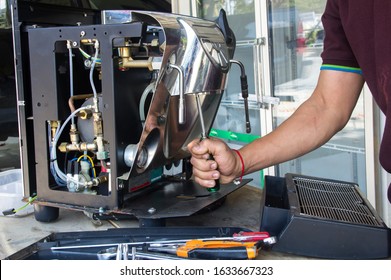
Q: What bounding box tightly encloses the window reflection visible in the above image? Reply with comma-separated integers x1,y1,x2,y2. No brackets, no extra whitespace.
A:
198,0,262,187
270,0,366,194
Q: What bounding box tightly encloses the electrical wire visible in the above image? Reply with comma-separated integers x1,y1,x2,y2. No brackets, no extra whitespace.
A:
77,154,97,178
139,82,155,123
50,106,91,186
78,47,102,64
48,122,67,186
89,42,99,101
68,43,75,125
12,195,37,214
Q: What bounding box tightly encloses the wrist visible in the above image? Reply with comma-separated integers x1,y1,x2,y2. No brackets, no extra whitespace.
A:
232,149,245,183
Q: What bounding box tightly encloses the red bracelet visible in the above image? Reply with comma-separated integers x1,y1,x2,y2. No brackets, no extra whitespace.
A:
232,149,245,182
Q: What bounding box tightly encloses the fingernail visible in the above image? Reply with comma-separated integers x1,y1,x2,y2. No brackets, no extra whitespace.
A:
211,162,217,169
207,181,216,187
212,172,219,179
193,143,201,151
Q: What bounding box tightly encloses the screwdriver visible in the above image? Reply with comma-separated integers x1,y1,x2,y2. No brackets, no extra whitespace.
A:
148,240,259,260
175,231,270,243
195,93,220,192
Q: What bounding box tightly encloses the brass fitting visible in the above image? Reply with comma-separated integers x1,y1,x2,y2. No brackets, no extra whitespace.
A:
118,44,153,71
86,175,109,188
93,112,104,136
79,108,93,120
121,56,153,71
69,124,80,144
49,121,60,141
58,142,97,153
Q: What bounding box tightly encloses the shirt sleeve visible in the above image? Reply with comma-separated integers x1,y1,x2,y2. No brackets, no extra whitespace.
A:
320,0,361,73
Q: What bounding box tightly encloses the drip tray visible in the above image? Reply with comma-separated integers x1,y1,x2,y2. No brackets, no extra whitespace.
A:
260,174,391,259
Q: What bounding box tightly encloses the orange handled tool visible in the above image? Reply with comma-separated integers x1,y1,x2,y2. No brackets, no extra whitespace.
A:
175,240,259,259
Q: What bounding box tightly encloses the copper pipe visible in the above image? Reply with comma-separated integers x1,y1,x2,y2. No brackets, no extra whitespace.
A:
68,94,94,112
121,57,153,71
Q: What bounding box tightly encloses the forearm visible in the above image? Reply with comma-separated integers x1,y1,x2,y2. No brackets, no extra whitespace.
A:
240,96,342,174
238,70,364,176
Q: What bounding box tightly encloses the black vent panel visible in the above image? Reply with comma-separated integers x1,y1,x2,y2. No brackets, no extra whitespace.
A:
292,176,383,227
261,174,391,259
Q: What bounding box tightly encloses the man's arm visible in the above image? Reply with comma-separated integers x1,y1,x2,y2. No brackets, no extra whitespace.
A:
188,70,365,187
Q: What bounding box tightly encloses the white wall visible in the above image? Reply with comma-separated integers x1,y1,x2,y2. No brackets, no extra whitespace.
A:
378,111,391,227
171,0,193,15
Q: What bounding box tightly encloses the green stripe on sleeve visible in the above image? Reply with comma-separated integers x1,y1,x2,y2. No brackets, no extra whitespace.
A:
320,64,362,74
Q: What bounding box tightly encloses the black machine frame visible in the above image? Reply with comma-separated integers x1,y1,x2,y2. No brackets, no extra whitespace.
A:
12,0,100,204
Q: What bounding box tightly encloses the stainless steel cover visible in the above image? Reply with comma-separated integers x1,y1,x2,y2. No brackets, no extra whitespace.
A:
125,11,231,177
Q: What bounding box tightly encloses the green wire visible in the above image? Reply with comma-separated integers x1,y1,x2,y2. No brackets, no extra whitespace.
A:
13,195,37,213
78,48,102,63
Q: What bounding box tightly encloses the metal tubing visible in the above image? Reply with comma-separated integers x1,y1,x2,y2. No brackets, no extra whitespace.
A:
168,63,186,124
195,94,207,139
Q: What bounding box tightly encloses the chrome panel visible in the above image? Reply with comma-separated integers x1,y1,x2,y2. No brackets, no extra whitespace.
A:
126,11,230,176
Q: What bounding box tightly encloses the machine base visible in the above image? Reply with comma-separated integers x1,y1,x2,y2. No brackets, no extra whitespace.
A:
34,178,251,225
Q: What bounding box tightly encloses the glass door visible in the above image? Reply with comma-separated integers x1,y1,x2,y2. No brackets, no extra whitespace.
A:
182,0,369,194
194,0,264,187
268,0,367,194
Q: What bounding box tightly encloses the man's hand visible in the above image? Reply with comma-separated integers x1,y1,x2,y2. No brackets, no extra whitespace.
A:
187,138,241,188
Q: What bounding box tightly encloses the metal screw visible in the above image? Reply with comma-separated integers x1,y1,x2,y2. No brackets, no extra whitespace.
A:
84,59,92,68
80,31,86,37
157,115,166,125
148,207,156,214
72,41,78,47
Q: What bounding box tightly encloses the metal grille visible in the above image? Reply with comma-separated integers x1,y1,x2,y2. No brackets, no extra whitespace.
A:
293,176,383,227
